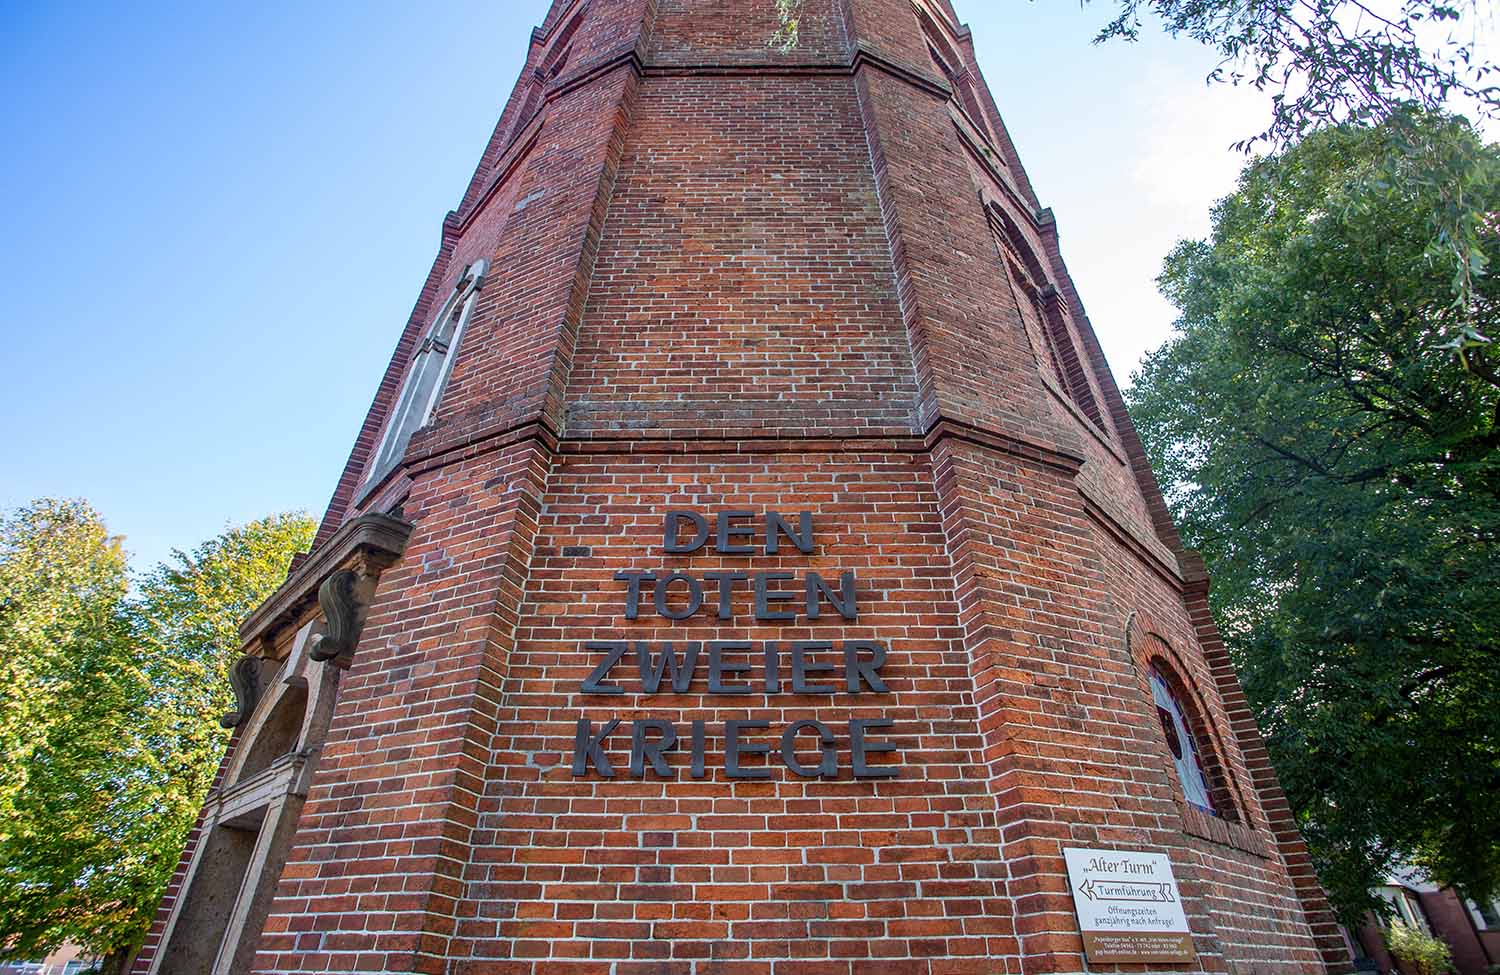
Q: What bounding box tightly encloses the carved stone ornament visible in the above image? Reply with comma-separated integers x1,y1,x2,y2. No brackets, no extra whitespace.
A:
219,655,262,729
308,569,360,662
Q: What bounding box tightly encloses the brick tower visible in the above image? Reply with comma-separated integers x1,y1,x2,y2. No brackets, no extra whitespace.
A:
133,1,1355,972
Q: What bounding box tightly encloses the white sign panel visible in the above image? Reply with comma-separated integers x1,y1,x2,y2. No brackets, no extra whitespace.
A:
1063,847,1196,963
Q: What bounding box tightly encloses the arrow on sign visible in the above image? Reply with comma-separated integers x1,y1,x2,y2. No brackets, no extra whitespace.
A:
1078,879,1177,903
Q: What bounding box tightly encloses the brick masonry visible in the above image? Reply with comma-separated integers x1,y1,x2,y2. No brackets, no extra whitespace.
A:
135,0,1355,972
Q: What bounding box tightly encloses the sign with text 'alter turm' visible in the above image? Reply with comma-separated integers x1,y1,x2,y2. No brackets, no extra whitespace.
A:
1064,847,1196,964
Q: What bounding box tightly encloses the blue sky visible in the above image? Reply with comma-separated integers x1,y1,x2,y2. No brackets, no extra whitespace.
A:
0,0,1273,571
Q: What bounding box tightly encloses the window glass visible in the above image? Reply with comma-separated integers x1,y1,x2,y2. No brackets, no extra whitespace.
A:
1470,897,1500,929
363,260,487,490
1149,664,1217,814
1376,886,1434,934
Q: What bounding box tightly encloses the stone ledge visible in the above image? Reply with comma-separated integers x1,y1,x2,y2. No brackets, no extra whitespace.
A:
238,512,412,654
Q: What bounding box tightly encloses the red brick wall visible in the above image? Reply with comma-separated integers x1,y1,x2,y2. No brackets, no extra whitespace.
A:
142,0,1355,972
454,448,1021,971
565,74,916,438
1418,889,1494,975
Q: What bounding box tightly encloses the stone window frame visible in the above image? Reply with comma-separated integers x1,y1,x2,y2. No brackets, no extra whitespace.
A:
146,620,334,975
361,258,488,496
142,514,409,975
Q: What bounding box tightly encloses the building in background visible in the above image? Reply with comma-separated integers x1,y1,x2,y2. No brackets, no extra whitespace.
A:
130,0,1356,971
1350,867,1500,973
0,944,98,975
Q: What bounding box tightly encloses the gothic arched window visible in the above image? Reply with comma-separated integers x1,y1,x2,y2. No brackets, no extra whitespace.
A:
987,209,1107,430
992,219,1065,388
1149,662,1218,815
365,259,488,487
916,7,998,148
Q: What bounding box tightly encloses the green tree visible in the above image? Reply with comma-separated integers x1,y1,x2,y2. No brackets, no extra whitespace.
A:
1127,115,1500,921
1088,0,1498,356
0,504,315,972
133,512,317,832
1387,921,1456,975
0,500,142,965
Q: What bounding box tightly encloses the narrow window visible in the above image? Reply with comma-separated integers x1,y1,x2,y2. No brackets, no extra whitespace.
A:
917,9,999,148
988,211,1106,429
993,218,1065,388
1149,663,1218,815
365,259,488,486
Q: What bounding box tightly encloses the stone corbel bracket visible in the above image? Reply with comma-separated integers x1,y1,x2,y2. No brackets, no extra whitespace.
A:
238,513,412,663
219,655,264,729
308,568,379,663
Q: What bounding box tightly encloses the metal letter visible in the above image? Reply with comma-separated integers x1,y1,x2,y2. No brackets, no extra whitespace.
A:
663,511,709,553
790,641,837,694
725,720,771,779
843,640,889,693
613,570,657,620
765,511,814,554
780,719,838,778
573,717,621,777
754,571,797,621
703,570,748,620
630,719,678,778
716,510,757,554
581,642,627,695
637,641,702,694
708,641,753,694
691,719,707,779
805,570,858,621
851,718,899,779
654,571,704,620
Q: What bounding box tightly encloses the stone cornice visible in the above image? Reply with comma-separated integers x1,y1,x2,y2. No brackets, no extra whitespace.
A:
549,43,645,100
239,513,412,654
638,44,949,100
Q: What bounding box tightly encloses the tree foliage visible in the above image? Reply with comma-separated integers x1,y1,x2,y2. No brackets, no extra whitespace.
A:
1091,0,1497,143
1087,0,1499,351
1386,921,1456,975
769,0,805,51
0,503,314,967
0,500,138,959
133,511,319,819
1128,116,1499,921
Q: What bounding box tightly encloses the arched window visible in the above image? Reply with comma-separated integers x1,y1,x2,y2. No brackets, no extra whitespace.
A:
992,216,1066,388
365,259,487,487
1149,662,1219,815
987,209,1107,429
916,8,998,149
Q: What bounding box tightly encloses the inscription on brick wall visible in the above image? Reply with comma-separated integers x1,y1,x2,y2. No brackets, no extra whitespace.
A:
573,509,898,780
